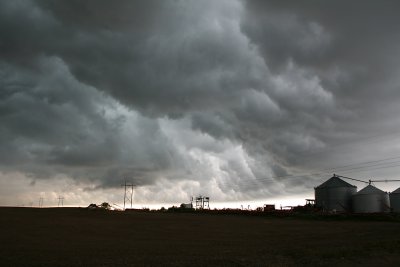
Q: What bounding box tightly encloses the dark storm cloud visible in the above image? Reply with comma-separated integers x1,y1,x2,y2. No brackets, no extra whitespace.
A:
0,55,188,188
0,58,117,169
1,0,400,204
242,1,400,69
1,0,257,117
241,0,400,108
240,0,400,158
0,1,220,186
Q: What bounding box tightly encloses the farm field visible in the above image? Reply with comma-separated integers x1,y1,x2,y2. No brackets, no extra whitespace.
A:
1,208,400,267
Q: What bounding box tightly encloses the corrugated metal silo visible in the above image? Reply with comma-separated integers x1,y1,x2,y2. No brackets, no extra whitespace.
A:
389,187,400,213
315,176,357,212
352,185,390,213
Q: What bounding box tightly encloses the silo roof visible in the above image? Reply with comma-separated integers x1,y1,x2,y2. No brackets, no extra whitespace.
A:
355,185,387,195
391,187,400,194
316,176,357,189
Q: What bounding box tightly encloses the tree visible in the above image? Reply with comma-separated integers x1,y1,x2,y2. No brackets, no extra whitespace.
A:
100,202,111,210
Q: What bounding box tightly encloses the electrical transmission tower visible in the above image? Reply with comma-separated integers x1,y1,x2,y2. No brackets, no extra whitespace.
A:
121,180,136,210
38,197,44,208
58,196,64,207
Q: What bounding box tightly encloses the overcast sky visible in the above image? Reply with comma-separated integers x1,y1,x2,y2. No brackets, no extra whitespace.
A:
1,0,400,208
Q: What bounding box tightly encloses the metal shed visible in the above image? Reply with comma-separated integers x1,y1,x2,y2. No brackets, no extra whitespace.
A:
389,187,400,213
315,175,357,212
352,185,390,213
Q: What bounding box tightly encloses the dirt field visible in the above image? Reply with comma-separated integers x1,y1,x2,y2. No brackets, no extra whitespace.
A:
1,208,400,267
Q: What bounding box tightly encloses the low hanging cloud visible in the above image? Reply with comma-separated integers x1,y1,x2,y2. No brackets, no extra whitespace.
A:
1,0,400,205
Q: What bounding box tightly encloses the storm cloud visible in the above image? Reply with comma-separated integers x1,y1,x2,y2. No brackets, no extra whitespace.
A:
1,0,400,206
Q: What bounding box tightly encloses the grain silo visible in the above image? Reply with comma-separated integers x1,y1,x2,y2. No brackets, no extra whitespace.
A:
389,187,400,212
315,175,357,212
352,185,390,213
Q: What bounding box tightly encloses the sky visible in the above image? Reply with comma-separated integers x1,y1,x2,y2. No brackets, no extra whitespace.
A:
1,0,400,209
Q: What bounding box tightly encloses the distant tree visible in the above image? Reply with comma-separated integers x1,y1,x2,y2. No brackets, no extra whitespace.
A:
87,203,98,209
168,206,178,212
100,202,111,210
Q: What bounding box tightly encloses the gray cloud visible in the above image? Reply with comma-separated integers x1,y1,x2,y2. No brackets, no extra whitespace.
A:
1,0,400,205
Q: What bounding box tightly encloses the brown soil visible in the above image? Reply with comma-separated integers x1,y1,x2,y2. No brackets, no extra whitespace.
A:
0,207,399,266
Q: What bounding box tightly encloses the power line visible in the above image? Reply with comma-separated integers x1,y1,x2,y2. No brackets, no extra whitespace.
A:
280,131,400,178
322,155,400,173
371,179,400,183
217,154,400,190
327,159,400,173
339,162,400,175
297,130,400,159
283,154,400,183
334,174,368,184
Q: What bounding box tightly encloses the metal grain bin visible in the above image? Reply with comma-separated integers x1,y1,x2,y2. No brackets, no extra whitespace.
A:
315,176,357,212
352,185,390,213
389,187,400,213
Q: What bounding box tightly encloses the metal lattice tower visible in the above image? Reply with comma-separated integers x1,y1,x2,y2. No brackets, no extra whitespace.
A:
58,196,64,207
121,180,135,210
195,196,202,209
194,195,210,210
203,197,210,209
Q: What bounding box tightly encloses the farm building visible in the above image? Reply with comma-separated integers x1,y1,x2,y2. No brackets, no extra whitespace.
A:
315,175,357,212
389,187,400,212
352,185,390,213
180,203,193,209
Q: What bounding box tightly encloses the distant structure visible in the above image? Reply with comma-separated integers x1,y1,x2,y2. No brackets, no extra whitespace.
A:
352,185,390,213
193,195,210,210
180,203,193,209
313,174,400,213
390,187,400,212
58,196,64,207
263,204,275,212
121,180,136,210
38,197,44,208
87,203,98,210
315,175,357,212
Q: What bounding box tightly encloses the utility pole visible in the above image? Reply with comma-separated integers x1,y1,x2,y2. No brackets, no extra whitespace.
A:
58,196,64,207
121,180,135,210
